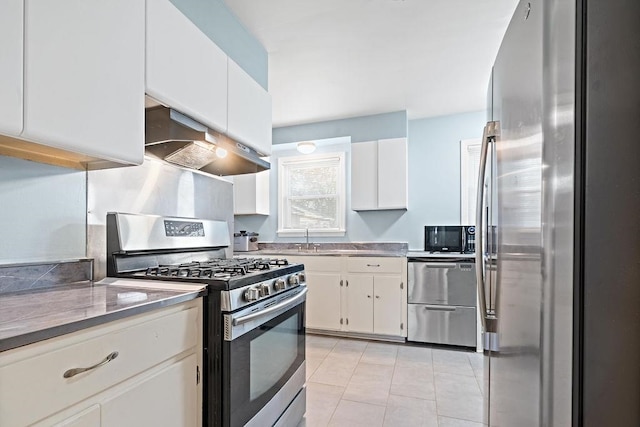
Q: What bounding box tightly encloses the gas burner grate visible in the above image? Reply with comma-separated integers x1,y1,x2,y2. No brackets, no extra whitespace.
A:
140,257,291,280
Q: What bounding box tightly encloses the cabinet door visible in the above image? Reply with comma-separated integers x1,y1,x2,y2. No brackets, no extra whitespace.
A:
227,59,272,155
345,275,374,333
233,170,270,215
351,141,378,210
101,354,198,427
52,405,101,427
146,0,227,133
378,138,408,209
0,0,23,136
305,272,342,331
373,275,403,336
23,0,144,165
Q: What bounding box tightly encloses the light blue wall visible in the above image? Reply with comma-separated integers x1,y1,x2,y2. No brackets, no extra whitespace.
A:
0,157,86,263
235,110,486,249
169,0,268,89
273,111,408,144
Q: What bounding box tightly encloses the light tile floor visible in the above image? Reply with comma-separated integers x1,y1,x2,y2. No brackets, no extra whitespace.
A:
299,334,485,427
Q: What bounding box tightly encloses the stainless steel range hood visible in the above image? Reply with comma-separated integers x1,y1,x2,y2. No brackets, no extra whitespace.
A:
145,106,269,176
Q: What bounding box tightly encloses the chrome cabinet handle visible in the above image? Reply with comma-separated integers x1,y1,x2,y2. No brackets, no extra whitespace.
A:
366,264,380,267
424,305,456,312
63,351,119,378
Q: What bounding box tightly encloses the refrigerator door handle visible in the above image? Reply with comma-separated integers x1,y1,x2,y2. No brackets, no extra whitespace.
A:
475,122,498,330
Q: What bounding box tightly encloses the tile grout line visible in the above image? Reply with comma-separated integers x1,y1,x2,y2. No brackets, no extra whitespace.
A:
432,348,442,426
327,338,366,425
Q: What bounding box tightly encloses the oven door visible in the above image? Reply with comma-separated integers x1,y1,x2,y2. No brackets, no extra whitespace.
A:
222,286,307,427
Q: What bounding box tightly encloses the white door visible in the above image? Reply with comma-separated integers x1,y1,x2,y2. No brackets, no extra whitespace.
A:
227,59,272,155
23,0,144,165
350,141,378,210
0,0,23,136
378,138,408,209
53,405,101,427
146,0,228,133
101,354,198,427
373,275,403,336
305,272,342,331
345,275,374,333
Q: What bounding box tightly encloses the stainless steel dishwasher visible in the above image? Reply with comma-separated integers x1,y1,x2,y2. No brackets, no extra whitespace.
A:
407,254,477,347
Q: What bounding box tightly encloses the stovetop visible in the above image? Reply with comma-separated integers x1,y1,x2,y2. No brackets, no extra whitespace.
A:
119,257,304,291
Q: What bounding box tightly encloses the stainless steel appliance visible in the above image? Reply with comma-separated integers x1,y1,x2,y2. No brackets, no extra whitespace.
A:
424,225,475,253
477,1,640,425
233,231,259,252
106,212,307,427
407,254,476,347
145,103,270,176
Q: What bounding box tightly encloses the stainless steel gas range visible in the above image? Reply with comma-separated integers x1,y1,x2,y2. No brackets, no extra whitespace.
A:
106,212,307,427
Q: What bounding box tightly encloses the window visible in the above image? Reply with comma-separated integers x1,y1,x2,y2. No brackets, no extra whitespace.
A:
460,138,482,224
278,152,346,236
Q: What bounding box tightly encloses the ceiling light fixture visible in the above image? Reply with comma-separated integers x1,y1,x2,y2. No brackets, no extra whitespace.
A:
297,141,316,154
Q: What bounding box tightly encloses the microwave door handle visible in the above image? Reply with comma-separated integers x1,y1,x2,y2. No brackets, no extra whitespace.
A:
475,124,490,330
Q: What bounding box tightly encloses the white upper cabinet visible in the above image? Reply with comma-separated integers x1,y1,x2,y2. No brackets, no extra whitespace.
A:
146,0,228,133
227,59,272,156
351,138,408,210
351,141,378,210
0,0,23,136
233,170,270,215
377,138,408,209
22,0,145,165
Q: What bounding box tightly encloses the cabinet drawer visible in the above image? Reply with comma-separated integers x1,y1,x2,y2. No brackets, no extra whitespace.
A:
289,255,343,272
347,257,403,273
0,306,199,427
407,304,476,347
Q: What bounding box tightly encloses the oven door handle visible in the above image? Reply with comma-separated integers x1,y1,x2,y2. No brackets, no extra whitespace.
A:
232,287,308,326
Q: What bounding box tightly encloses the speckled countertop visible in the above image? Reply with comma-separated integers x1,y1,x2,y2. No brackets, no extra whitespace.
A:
236,242,409,257
0,278,206,352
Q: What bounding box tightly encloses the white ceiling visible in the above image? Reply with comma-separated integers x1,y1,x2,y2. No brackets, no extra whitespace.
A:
224,0,519,128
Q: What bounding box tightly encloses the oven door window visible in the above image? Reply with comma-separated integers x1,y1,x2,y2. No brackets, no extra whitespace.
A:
224,303,305,426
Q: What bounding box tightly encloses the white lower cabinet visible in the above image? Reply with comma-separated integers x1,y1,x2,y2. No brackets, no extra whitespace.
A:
54,405,101,427
0,299,202,427
345,273,404,336
306,271,343,331
101,354,198,427
287,255,407,339
344,274,374,333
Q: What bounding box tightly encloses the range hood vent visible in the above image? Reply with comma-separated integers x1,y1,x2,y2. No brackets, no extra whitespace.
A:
145,106,269,176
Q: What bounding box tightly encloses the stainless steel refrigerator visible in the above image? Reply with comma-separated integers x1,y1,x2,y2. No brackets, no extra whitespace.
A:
475,0,640,426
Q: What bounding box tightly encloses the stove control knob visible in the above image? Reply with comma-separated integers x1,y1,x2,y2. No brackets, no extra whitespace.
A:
298,272,306,283
288,274,300,286
259,283,271,297
244,287,260,302
274,279,286,291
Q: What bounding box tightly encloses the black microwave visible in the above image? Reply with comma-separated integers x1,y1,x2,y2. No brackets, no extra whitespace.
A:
424,225,475,253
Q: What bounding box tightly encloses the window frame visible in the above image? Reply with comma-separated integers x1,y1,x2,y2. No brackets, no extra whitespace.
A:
460,138,482,225
277,152,346,237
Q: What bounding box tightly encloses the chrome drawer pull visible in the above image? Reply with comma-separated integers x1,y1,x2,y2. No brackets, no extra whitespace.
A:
424,305,456,312
366,264,380,267
63,351,119,378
